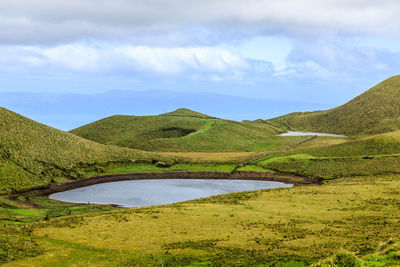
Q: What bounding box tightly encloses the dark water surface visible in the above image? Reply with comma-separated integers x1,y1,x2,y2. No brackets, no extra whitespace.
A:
49,179,293,207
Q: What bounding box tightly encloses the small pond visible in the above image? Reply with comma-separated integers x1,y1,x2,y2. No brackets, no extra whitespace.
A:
279,131,346,137
49,179,293,207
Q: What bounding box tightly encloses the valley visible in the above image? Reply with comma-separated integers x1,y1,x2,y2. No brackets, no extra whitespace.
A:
2,76,400,265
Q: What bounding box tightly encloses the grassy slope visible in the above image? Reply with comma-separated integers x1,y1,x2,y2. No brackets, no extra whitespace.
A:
0,107,162,194
251,130,400,180
70,109,283,152
268,75,400,136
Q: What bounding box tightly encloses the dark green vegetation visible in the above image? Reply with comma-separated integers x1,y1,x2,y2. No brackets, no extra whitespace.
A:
3,76,400,265
70,108,284,152
268,75,400,136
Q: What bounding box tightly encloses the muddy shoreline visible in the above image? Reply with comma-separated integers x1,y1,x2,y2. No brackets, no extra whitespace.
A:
9,171,318,203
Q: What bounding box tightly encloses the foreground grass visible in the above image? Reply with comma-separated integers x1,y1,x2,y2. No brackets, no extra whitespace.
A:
2,174,400,266
0,195,119,264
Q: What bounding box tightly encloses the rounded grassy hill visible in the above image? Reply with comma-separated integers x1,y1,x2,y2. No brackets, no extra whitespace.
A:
70,109,282,152
268,75,400,136
0,107,159,194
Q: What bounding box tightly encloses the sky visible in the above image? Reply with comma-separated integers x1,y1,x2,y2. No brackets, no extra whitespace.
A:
1,0,400,129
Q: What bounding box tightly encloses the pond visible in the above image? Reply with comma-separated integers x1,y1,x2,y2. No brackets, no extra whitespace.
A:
49,179,293,207
279,131,346,137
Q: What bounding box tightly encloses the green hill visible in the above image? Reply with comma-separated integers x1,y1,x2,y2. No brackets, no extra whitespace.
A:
0,107,160,194
249,129,400,181
268,75,400,136
161,108,214,118
70,109,282,152
302,130,400,157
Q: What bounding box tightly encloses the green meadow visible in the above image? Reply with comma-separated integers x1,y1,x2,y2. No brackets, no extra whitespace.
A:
2,76,400,265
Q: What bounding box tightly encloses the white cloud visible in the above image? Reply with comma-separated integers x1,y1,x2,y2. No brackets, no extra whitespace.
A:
1,37,399,86
115,46,249,74
287,38,400,77
255,37,400,82
1,0,400,44
0,44,250,80
42,45,102,72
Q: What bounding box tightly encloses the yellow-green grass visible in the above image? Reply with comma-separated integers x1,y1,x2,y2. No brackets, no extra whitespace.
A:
3,174,400,266
169,163,236,172
295,131,400,158
70,109,282,152
158,151,264,164
291,136,349,151
268,75,400,136
161,108,214,118
246,135,314,151
0,195,119,263
235,164,273,172
250,130,400,180
0,195,116,225
258,153,400,180
82,163,238,176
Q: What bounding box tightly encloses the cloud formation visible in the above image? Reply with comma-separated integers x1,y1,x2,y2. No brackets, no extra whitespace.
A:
0,44,250,80
1,0,400,44
285,38,400,79
0,0,399,108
